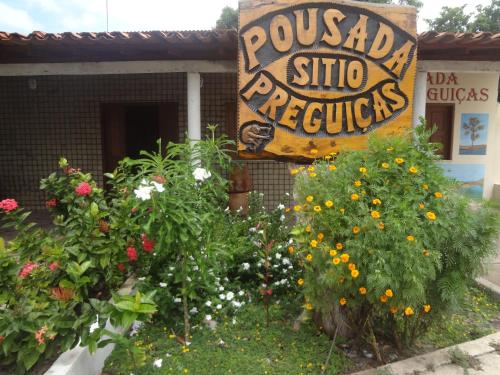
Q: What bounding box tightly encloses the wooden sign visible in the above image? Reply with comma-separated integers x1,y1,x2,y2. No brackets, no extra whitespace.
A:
238,0,417,159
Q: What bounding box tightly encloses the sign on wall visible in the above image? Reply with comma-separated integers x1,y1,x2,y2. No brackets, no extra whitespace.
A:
238,0,417,159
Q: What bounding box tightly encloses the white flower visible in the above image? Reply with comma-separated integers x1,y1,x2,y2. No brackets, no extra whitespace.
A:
174,298,181,303
205,301,212,307
277,203,285,210
193,167,211,181
242,262,250,270
276,253,282,260
226,292,235,301
216,304,222,310
134,185,153,201
219,286,224,292
138,277,145,281
232,318,237,325
159,282,167,288
232,301,242,308
151,181,165,193
153,359,163,368
238,290,244,296
205,314,212,321
89,318,99,334
186,276,192,282
219,294,226,300
190,307,198,314
193,265,199,271
280,215,285,221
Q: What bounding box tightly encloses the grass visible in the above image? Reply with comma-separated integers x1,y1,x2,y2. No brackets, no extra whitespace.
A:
420,286,500,349
103,286,500,375
103,302,351,375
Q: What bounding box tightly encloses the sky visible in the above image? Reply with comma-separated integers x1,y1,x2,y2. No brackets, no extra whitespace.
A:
0,0,493,34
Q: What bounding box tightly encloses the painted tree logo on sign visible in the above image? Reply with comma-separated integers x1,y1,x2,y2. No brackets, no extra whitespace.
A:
238,0,417,159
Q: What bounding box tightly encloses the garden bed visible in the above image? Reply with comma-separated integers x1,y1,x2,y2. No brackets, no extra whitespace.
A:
102,286,500,375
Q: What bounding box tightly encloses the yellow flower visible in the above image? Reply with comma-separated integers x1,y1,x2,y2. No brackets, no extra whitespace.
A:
351,193,359,201
325,200,334,208
332,257,340,265
313,205,322,213
310,149,318,156
395,157,404,164
290,168,299,175
307,166,315,172
317,232,324,241
329,249,337,257
298,166,305,171
329,165,337,171
340,253,350,263
423,304,431,313
294,205,302,212
359,287,367,295
385,289,393,298
419,203,425,209
359,167,367,174
354,180,362,187
285,208,291,213
381,162,389,169
406,235,415,241
378,222,385,230
371,210,381,219
306,253,313,262
352,226,360,234
340,208,345,214
426,211,436,220
351,269,359,278
305,225,311,233
306,195,314,203
408,166,418,174
380,295,388,303
182,346,190,353
422,184,429,190
372,198,381,205
336,243,343,250
387,147,394,151
348,263,356,271
310,240,318,248
288,246,295,254
305,303,313,310
390,306,398,314
434,191,443,198
169,334,176,339
297,278,304,286
324,155,332,161
423,249,430,256
339,297,347,306
309,173,317,177
404,307,414,316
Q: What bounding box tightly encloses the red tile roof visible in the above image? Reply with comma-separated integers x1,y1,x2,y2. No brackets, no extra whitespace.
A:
0,30,499,63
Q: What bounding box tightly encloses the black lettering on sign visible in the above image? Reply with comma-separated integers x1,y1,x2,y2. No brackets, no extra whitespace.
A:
288,52,368,92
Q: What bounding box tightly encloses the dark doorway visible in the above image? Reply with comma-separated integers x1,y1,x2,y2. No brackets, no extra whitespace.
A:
101,102,179,173
425,103,454,160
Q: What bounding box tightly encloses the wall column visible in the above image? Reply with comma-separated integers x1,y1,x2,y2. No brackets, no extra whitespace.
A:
413,71,427,126
187,72,201,140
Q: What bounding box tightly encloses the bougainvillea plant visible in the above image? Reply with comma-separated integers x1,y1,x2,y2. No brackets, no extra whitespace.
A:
291,123,499,357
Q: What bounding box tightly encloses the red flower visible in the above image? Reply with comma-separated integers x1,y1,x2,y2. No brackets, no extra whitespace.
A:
98,220,109,233
0,336,4,344
19,262,39,279
259,288,273,296
35,326,48,346
75,182,92,196
48,262,59,271
127,247,138,262
45,198,57,208
51,287,74,301
117,263,126,273
0,198,18,213
141,234,155,253
131,207,138,214
152,175,166,184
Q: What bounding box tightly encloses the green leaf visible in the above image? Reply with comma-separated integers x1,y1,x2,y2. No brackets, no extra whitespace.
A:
90,202,99,217
18,347,40,370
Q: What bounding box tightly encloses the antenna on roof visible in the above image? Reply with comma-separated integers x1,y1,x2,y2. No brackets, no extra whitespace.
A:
106,0,109,32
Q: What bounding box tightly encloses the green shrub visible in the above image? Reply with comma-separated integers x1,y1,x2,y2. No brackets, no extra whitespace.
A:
291,124,499,350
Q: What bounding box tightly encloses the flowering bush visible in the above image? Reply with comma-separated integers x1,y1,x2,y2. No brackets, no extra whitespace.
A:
0,160,156,373
291,124,499,354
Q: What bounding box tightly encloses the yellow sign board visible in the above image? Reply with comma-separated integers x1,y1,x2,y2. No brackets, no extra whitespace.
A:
238,0,417,159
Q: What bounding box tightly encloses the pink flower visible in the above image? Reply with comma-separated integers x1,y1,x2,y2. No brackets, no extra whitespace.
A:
48,262,59,271
75,182,92,196
127,247,138,262
19,262,39,279
45,199,57,208
141,234,155,253
117,263,126,273
35,325,48,345
0,198,18,213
